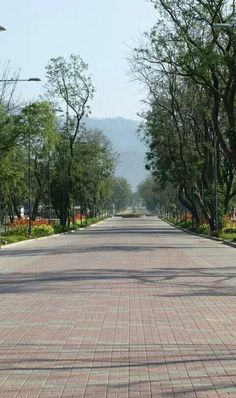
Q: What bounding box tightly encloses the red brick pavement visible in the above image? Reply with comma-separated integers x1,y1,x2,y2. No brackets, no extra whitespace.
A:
0,217,236,397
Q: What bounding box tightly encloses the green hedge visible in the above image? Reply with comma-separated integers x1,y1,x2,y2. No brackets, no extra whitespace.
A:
222,227,236,234
31,224,54,238
2,235,27,244
53,225,69,234
197,223,211,235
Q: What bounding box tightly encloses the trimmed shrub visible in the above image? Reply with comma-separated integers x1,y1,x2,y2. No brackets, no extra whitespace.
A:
31,224,54,238
53,225,69,234
83,218,96,226
223,215,236,229
3,235,27,244
180,220,192,229
222,227,236,234
5,225,29,236
198,223,211,235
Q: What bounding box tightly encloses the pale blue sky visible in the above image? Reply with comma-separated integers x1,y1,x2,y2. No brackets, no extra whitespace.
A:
0,0,157,119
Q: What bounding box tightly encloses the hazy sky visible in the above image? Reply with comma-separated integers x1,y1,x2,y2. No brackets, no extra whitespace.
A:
0,0,157,119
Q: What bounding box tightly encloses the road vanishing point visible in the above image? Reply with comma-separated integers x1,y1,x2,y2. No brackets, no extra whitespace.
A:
0,216,236,398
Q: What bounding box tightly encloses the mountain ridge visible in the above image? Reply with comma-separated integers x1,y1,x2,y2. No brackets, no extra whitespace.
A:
85,117,148,190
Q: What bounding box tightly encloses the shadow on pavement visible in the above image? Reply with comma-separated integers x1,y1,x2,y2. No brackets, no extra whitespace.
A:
79,227,184,235
0,266,235,296
0,342,235,396
0,243,224,258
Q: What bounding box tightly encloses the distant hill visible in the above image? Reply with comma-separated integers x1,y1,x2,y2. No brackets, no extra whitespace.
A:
85,117,149,190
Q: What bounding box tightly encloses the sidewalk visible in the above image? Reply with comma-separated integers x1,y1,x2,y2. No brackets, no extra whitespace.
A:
0,217,235,397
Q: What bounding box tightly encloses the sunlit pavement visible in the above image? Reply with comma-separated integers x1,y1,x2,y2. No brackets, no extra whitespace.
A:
0,216,236,397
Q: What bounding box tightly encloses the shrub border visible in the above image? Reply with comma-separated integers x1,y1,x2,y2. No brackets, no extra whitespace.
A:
0,218,111,250
163,218,236,249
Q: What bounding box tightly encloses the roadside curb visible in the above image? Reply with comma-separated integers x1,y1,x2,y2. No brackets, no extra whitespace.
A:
164,220,236,249
89,218,111,228
0,218,110,250
0,232,62,250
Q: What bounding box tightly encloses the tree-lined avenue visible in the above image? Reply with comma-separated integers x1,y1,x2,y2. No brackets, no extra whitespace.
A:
0,217,235,397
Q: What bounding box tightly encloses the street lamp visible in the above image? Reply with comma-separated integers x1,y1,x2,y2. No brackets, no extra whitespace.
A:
46,107,63,225
0,78,41,82
0,26,6,31
213,131,218,231
213,23,236,29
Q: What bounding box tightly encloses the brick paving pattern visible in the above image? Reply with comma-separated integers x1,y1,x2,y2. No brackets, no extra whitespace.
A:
0,217,236,397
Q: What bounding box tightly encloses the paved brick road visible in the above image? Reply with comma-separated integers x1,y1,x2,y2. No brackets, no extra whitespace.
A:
0,217,236,397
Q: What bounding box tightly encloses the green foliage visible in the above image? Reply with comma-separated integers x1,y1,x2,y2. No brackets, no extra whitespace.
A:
222,227,236,234
82,217,98,226
220,232,236,242
53,225,69,234
197,224,211,235
31,224,54,238
179,220,192,229
0,146,28,218
0,104,16,156
45,55,94,121
138,177,158,211
0,57,119,229
2,235,27,244
130,1,236,230
71,129,117,217
4,223,54,240
137,176,179,214
45,54,97,226
4,225,28,236
114,177,133,212
4,101,59,220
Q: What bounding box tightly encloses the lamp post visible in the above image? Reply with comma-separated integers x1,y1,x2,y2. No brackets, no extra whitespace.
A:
213,23,236,29
213,130,218,231
23,81,42,237
56,106,70,228
48,152,51,224
47,107,64,225
54,108,66,226
28,124,32,237
0,78,41,82
0,77,41,236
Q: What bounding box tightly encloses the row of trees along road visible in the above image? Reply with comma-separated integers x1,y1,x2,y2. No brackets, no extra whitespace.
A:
131,0,236,230
0,55,131,227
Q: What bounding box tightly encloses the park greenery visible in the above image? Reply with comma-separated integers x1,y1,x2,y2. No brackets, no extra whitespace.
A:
0,55,133,244
131,0,236,233
137,175,236,241
3,1,236,244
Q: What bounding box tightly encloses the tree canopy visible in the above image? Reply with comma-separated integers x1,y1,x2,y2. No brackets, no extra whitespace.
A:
131,0,236,230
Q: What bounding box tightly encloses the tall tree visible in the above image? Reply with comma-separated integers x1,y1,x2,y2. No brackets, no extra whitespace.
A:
131,0,236,229
113,177,133,212
15,101,57,220
133,0,236,167
45,54,95,225
72,129,117,217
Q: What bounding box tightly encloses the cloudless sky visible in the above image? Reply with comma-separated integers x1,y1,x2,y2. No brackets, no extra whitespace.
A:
0,0,157,119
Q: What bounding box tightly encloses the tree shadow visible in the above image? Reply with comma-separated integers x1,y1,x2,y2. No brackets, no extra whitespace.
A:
0,216,228,258
0,266,235,296
0,242,225,258
0,342,235,396
80,227,185,235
